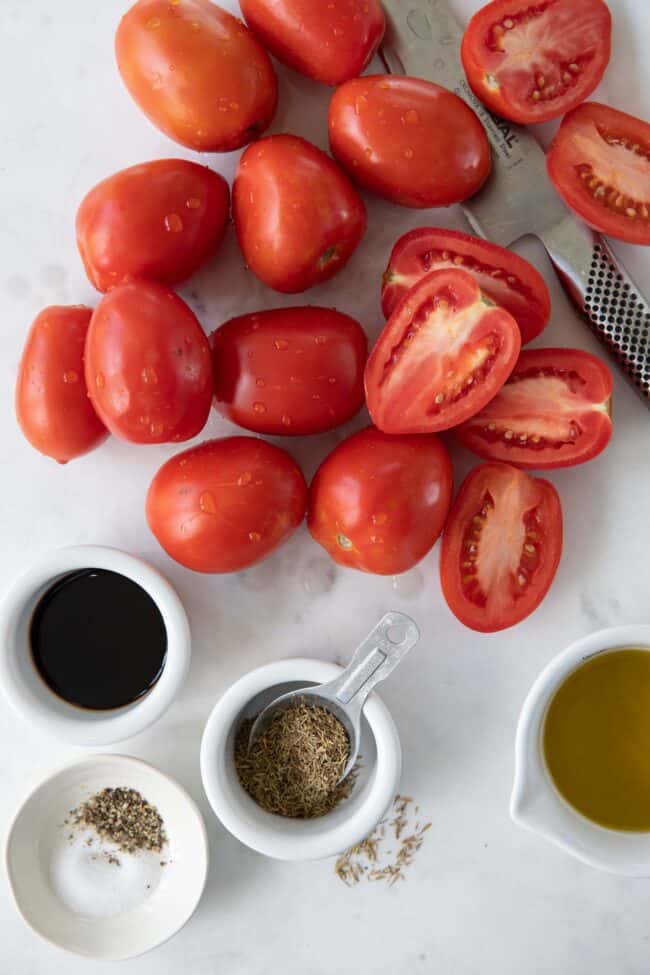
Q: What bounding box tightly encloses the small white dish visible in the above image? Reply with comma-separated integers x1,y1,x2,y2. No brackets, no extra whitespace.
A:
5,754,208,960
200,657,401,861
511,624,650,876
0,545,191,746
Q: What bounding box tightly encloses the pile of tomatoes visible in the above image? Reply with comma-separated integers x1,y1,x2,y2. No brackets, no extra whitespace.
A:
14,0,648,633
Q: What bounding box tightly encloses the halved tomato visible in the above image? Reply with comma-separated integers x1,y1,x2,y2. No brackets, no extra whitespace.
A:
440,463,563,633
455,348,613,469
461,0,611,124
547,102,650,245
382,228,550,345
365,268,521,434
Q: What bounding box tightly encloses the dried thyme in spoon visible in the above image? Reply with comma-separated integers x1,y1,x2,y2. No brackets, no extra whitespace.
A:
235,704,356,818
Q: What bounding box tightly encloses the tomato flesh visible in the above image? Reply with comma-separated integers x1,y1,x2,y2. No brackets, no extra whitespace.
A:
16,306,108,464
547,102,650,246
146,437,307,573
211,307,367,435
461,0,611,124
76,160,230,292
328,75,490,208
440,463,562,632
308,426,453,575
455,348,612,469
365,268,521,434
382,228,550,345
240,0,385,86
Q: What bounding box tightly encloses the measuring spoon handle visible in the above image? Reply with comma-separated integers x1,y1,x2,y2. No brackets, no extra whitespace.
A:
328,612,420,714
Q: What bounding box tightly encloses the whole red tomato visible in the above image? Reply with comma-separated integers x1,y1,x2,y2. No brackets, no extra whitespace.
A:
16,306,108,464
85,281,213,444
307,426,453,575
233,135,366,293
146,437,307,572
211,307,367,435
115,0,277,152
329,75,491,207
77,160,230,292
240,0,385,85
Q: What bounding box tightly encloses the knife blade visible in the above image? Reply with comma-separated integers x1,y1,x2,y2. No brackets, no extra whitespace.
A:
379,0,650,405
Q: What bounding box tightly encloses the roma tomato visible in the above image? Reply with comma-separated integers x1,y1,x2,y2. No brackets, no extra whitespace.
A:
365,268,521,434
307,426,453,575
233,135,366,293
240,0,385,85
146,437,307,572
455,348,613,470
328,76,490,207
16,306,108,464
76,160,230,292
211,307,367,435
547,103,650,245
382,228,550,346
115,0,277,152
85,281,213,444
461,0,611,124
440,463,563,633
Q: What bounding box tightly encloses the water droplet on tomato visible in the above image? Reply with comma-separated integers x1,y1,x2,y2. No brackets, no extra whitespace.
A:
149,420,164,437
199,491,218,514
314,335,327,345
248,531,261,542
95,373,105,389
327,376,337,384
237,471,252,486
255,378,265,388
281,414,292,427
186,197,201,209
404,147,414,160
141,366,158,385
164,213,183,232
147,15,161,28
253,402,266,414
63,370,78,384
354,94,368,115
152,73,163,90
403,109,420,125
274,338,289,351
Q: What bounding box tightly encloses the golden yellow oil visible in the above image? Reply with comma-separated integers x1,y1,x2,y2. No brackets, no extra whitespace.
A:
543,648,650,831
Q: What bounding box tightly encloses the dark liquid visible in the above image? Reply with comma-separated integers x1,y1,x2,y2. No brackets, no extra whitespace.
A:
30,569,167,710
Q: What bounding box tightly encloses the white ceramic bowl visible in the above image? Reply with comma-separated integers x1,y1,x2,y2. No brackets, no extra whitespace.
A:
5,754,208,960
0,546,190,745
200,657,401,861
511,624,650,876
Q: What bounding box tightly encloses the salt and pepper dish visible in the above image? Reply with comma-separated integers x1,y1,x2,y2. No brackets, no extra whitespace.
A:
248,611,420,781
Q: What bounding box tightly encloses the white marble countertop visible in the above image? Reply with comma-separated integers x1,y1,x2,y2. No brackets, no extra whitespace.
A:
1,1,649,972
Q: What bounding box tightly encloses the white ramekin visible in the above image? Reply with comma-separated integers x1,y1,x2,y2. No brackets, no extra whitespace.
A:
200,657,402,861
0,545,190,746
511,624,650,876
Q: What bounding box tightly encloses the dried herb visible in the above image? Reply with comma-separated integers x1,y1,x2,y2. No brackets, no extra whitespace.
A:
335,795,431,887
71,787,167,855
235,704,356,819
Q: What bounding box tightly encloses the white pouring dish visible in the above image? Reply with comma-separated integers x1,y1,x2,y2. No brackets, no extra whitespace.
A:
511,624,650,876
5,754,208,960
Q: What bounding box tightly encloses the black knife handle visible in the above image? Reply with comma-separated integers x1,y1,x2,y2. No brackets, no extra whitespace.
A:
540,219,650,405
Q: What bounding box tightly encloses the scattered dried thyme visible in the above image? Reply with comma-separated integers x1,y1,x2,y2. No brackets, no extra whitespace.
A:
235,704,356,819
335,795,431,887
71,787,167,855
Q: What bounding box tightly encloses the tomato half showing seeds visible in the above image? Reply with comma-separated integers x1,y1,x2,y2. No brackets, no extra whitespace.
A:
365,268,521,434
328,75,491,208
308,426,453,575
382,228,551,346
547,102,650,246
115,0,277,152
440,463,562,633
76,160,230,292
211,307,367,435
16,306,108,464
85,281,213,444
146,437,307,573
460,0,611,125
455,348,613,470
233,135,366,293
240,0,385,86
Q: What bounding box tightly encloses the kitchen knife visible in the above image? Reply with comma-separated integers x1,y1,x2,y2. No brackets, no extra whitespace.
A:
379,0,650,405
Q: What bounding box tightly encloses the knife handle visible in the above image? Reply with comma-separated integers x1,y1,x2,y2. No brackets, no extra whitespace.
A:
540,218,650,405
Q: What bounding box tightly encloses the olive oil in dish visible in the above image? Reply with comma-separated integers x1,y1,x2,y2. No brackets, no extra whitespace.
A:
543,648,650,831
30,569,167,710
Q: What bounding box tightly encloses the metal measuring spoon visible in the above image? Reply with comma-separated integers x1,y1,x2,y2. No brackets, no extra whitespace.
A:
248,612,420,782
